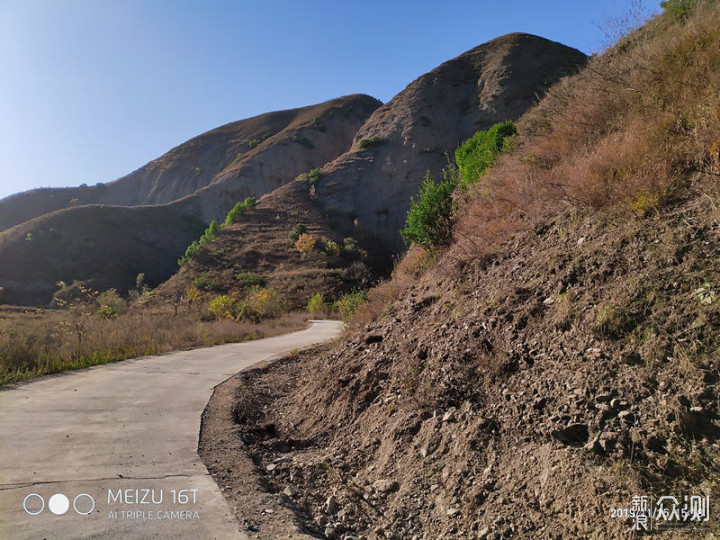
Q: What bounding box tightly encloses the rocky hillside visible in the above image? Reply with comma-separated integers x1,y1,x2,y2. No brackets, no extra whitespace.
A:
309,33,586,250
164,34,586,309
0,95,379,305
201,3,720,538
0,94,380,231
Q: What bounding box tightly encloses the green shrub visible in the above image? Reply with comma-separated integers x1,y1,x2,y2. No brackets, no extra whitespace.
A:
97,289,126,319
324,239,341,256
401,170,457,250
178,241,201,267
306,293,329,317
358,136,385,150
178,220,222,266
455,120,516,187
289,223,307,243
209,295,238,320
193,274,220,291
248,139,260,149
237,287,285,322
334,291,367,320
343,237,359,252
225,197,256,225
234,271,265,289
308,168,323,185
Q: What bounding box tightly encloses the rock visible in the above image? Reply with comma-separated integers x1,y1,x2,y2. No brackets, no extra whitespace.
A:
266,464,277,472
283,486,297,497
324,525,337,538
478,527,490,539
325,495,339,514
365,335,384,345
595,392,612,403
373,479,399,493
584,433,603,454
551,423,589,445
618,410,635,423
446,507,460,517
442,409,457,422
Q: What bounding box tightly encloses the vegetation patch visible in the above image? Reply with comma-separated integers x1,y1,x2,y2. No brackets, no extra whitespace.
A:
358,136,385,150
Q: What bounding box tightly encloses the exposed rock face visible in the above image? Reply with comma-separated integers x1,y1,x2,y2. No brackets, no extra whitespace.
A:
314,33,587,249
0,94,381,231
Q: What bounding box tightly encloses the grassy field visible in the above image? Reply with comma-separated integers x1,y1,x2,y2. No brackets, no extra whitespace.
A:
0,301,308,386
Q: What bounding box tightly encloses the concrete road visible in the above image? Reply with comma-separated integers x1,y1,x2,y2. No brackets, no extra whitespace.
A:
0,320,342,539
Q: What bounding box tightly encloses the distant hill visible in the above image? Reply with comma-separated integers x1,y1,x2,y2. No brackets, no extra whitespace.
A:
0,204,204,305
0,95,380,305
0,94,381,232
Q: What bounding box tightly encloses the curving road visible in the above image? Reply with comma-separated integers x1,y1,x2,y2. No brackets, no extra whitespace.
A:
0,320,342,539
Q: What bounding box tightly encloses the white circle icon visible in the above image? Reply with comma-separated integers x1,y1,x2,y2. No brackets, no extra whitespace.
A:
73,493,95,515
23,494,44,515
48,493,70,515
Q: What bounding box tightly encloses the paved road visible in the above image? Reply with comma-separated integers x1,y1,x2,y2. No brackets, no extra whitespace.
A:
0,320,342,539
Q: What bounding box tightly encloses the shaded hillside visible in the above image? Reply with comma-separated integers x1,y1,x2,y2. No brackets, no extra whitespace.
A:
155,181,387,309
0,94,381,231
311,33,586,250
0,205,205,305
203,3,720,538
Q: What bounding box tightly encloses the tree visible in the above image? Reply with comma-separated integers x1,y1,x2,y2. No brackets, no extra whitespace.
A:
401,170,456,251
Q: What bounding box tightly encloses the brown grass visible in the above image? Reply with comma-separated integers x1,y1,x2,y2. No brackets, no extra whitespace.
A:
0,302,307,386
451,0,720,261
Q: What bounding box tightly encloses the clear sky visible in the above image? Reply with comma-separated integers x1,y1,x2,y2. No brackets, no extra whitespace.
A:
0,0,658,200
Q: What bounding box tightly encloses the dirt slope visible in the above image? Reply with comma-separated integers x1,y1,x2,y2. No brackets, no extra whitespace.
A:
155,180,386,309
211,185,720,539
0,94,380,232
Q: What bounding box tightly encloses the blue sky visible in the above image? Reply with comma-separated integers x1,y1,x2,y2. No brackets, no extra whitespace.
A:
0,0,657,200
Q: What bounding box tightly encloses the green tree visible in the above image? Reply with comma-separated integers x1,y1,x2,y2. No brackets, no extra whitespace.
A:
401,170,457,250
225,197,257,225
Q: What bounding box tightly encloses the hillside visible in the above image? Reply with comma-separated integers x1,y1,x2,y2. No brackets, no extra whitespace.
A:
154,180,387,309
0,95,380,305
0,94,380,231
201,2,720,538
307,33,586,250
166,33,586,309
0,204,204,305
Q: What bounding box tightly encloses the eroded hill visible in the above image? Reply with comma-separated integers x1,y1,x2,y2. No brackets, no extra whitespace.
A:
164,33,586,309
0,95,380,305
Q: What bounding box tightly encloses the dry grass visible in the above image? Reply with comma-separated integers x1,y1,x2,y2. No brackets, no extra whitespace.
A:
0,303,307,386
452,0,720,261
